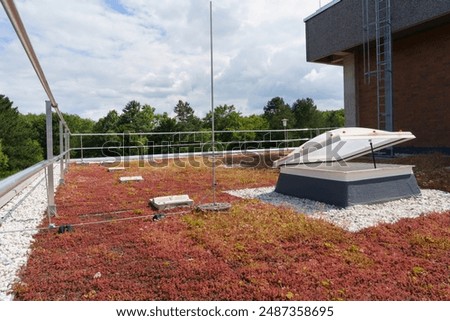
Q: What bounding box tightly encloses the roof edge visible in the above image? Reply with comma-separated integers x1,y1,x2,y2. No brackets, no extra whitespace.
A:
304,0,342,22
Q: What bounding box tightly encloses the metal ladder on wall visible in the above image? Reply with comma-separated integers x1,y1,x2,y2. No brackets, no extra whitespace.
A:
362,0,393,132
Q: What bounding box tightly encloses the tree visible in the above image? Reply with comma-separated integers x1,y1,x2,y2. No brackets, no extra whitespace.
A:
117,101,157,133
174,100,193,123
291,98,322,129
235,114,269,147
203,104,242,131
320,109,345,128
0,95,43,173
134,104,157,132
0,140,8,172
94,110,120,133
23,111,96,158
117,100,141,132
22,113,46,151
152,112,178,154
174,100,201,132
64,113,95,133
202,104,245,149
155,112,177,133
240,114,269,132
203,104,240,142
263,97,294,130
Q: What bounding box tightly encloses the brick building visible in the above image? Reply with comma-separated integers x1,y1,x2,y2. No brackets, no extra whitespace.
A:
304,0,450,153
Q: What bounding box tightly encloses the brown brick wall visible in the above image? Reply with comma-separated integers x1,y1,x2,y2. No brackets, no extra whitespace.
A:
354,23,450,149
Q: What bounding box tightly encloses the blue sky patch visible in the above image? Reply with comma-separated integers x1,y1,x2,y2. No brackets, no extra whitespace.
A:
105,0,130,15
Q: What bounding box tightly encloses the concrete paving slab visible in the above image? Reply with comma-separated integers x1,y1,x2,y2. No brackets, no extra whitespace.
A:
119,176,144,183
150,194,194,210
108,167,125,172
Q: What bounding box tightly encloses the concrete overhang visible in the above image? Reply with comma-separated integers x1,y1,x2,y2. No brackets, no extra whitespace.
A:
304,0,450,64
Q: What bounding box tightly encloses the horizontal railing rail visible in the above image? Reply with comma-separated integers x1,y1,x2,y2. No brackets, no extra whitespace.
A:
0,151,68,209
70,128,331,136
0,127,333,210
69,128,334,161
70,139,306,151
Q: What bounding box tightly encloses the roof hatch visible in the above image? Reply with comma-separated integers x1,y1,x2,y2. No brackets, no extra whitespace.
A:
273,127,415,167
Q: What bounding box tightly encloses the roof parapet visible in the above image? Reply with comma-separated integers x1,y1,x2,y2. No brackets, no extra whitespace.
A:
304,0,342,22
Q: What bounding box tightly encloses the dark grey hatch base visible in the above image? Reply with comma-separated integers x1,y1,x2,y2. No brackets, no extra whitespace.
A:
275,163,421,208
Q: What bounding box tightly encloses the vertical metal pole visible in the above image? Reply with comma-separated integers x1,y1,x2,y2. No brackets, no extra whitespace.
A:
282,119,288,153
59,121,65,184
80,135,84,162
210,1,216,205
65,128,70,171
122,133,125,159
46,101,56,217
369,140,377,169
284,127,287,151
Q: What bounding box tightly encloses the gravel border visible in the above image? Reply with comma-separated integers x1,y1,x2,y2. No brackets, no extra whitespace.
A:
0,166,60,301
226,187,450,232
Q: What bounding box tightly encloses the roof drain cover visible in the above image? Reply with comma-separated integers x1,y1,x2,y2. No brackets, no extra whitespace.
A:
196,202,231,212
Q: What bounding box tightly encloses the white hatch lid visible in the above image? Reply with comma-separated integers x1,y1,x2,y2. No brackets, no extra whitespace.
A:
273,127,415,167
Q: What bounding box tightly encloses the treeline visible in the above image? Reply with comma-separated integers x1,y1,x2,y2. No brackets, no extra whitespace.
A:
0,94,344,177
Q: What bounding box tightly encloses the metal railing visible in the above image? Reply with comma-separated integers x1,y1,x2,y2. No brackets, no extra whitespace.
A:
70,128,333,162
0,103,71,211
0,123,334,216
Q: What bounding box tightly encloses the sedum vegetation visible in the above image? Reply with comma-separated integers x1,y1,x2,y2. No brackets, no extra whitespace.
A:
12,160,450,300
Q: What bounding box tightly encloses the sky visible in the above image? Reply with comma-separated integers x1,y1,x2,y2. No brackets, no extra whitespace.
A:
0,0,342,120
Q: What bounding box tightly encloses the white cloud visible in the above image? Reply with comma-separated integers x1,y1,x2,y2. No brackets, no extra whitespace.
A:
0,0,342,120
304,68,324,82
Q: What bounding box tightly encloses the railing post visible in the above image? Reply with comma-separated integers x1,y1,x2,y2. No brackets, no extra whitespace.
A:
46,100,56,217
65,128,70,171
80,135,84,162
59,121,65,185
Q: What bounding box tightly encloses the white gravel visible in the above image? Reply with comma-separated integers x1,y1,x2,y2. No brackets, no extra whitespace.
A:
226,187,450,232
0,166,60,301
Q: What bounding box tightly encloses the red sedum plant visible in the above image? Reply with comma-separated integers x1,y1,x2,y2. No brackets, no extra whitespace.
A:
12,159,450,300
